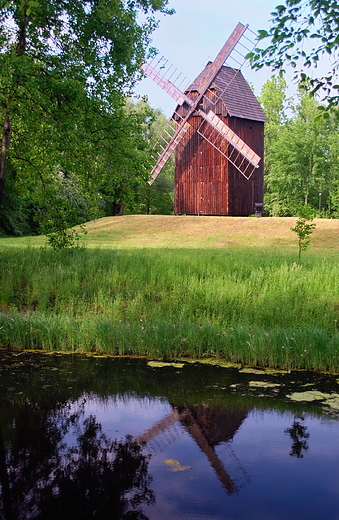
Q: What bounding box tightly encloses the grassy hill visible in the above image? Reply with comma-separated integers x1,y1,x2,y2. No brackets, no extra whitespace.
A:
2,215,339,253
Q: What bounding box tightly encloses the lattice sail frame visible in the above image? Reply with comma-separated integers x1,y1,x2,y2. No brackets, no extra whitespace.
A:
197,110,260,180
141,23,261,184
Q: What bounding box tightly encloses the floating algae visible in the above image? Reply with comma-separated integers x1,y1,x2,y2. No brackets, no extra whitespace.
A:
147,361,185,368
239,368,288,375
288,391,330,402
249,381,281,388
189,359,241,369
164,459,192,472
288,391,339,410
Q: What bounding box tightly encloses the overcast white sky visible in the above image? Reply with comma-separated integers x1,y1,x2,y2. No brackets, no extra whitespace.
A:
135,0,284,115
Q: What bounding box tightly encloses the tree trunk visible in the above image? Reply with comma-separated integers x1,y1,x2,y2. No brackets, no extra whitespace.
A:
0,16,27,203
0,114,11,204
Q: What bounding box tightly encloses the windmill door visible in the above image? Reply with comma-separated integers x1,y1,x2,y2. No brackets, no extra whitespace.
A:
197,180,228,215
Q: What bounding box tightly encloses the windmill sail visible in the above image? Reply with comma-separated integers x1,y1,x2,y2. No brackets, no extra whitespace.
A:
141,63,193,107
149,121,190,183
197,110,260,179
192,22,247,95
142,22,263,185
134,406,242,494
200,111,260,167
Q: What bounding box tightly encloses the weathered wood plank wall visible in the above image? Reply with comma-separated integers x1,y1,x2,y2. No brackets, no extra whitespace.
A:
174,114,264,216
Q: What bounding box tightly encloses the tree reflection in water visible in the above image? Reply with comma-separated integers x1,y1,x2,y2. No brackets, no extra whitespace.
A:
284,416,310,458
0,403,154,520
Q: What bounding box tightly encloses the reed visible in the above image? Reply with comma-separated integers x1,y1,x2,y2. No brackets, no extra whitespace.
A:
1,244,339,371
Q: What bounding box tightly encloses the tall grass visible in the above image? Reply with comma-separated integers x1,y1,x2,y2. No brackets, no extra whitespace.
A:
1,246,339,371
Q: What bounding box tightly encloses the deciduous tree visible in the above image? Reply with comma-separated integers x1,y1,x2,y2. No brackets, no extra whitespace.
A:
262,87,332,216
0,0,173,244
248,0,339,112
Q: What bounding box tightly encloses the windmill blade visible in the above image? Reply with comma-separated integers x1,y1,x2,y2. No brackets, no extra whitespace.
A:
192,22,248,95
199,110,260,166
148,121,191,184
197,110,260,180
134,410,181,445
141,63,193,107
182,412,237,494
146,23,249,183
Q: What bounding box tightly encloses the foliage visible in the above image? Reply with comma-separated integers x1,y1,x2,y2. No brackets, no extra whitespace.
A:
248,0,339,112
99,99,174,216
291,205,316,259
0,0,173,245
0,163,38,236
259,75,290,215
260,80,337,217
103,99,175,216
136,105,174,215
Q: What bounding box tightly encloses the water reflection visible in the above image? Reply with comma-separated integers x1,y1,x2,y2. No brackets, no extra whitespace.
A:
284,416,310,458
135,405,248,494
1,351,339,520
0,402,154,520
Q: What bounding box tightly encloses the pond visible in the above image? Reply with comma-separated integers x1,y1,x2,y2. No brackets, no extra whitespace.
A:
0,351,339,520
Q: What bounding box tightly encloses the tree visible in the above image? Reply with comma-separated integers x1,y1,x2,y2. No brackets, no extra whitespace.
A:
248,0,339,112
328,129,339,215
291,204,316,259
259,75,289,131
259,75,289,214
262,88,332,216
126,100,174,215
284,416,309,458
1,408,154,519
0,0,173,244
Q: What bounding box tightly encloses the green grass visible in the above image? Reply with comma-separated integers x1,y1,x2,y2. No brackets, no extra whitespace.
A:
1,217,339,373
4,215,339,252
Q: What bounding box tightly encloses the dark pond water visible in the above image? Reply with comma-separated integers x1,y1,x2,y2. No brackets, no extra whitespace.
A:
1,351,339,520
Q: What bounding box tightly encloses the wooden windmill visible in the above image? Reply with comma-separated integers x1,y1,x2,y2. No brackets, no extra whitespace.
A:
141,23,268,216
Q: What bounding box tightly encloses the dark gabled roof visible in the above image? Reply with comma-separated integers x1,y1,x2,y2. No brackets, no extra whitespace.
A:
187,63,268,123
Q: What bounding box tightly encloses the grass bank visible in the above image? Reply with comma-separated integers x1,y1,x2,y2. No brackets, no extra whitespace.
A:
1,216,339,372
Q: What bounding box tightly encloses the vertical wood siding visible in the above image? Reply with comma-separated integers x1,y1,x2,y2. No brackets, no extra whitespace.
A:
174,113,264,216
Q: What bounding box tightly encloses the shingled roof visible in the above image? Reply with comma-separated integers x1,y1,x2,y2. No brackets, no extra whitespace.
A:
187,63,268,123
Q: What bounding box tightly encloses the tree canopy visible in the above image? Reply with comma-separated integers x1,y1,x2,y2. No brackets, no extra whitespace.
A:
259,76,339,217
248,0,339,111
0,0,173,245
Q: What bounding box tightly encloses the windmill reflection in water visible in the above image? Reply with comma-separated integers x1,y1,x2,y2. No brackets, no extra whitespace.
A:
134,404,250,494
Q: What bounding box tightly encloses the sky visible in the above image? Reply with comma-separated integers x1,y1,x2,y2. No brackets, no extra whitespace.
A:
134,0,284,116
